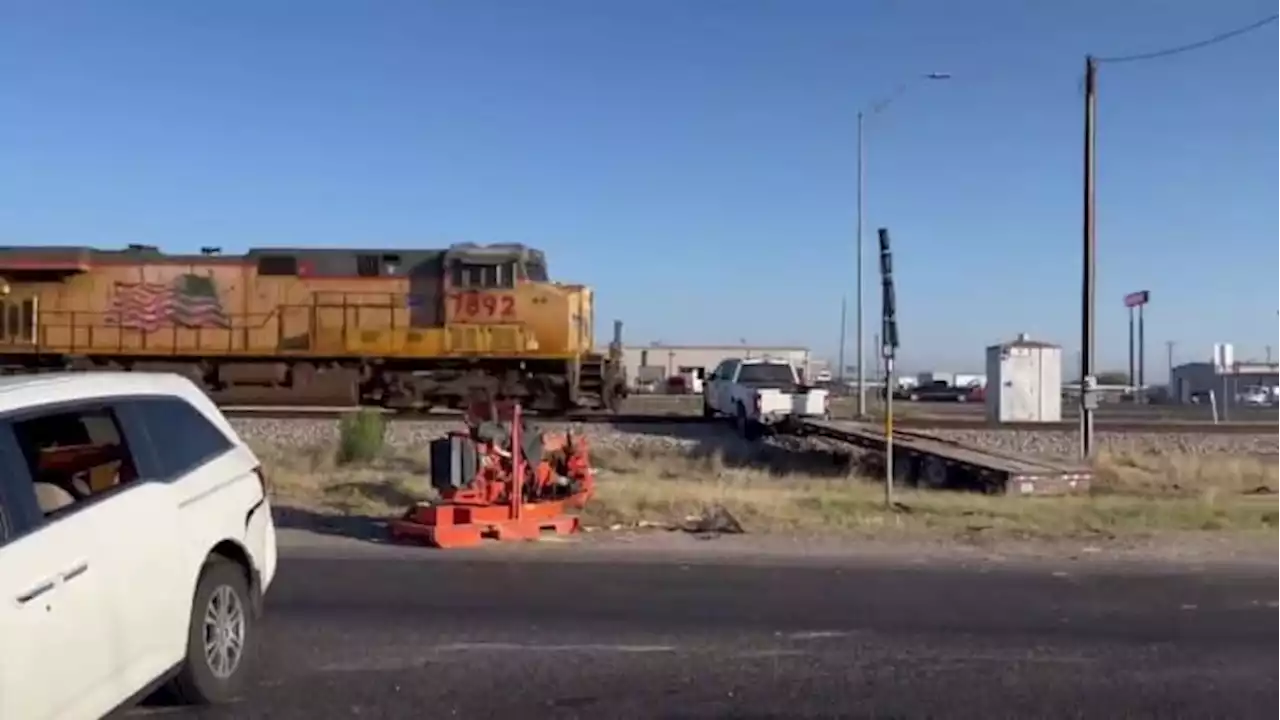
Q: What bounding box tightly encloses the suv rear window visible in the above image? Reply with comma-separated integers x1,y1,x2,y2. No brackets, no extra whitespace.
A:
128,397,235,481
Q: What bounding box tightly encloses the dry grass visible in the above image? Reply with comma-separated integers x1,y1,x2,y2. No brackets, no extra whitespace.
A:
255,440,1280,542
581,445,1278,540
258,444,428,518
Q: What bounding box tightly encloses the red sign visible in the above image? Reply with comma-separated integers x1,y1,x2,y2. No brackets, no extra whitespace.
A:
448,291,516,320
1123,290,1150,308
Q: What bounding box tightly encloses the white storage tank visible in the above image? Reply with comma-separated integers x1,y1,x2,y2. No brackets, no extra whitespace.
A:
985,333,1062,423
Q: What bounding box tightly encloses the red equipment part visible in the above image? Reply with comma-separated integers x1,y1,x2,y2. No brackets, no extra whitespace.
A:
389,401,594,549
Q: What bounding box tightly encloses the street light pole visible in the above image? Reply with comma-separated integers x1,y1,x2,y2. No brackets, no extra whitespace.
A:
855,111,866,415
854,73,950,418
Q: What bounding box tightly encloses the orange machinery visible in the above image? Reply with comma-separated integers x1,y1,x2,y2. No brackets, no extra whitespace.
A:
389,400,594,549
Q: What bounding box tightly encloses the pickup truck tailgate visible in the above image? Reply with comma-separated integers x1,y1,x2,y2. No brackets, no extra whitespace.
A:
794,389,828,416
758,389,828,417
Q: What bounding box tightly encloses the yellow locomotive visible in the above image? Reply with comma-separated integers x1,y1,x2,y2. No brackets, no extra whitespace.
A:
0,242,626,413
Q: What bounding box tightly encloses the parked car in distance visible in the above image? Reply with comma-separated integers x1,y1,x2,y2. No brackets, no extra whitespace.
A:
0,372,278,720
702,357,829,438
902,380,982,403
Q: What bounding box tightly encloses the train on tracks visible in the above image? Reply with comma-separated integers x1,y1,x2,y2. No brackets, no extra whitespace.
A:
0,243,627,413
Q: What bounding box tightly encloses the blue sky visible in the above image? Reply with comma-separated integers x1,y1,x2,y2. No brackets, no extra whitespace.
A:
1,1,1275,376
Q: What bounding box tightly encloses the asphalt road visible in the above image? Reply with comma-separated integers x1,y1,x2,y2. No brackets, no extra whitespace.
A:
130,549,1278,720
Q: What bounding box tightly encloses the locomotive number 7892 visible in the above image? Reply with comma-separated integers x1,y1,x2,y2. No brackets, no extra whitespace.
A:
448,291,516,319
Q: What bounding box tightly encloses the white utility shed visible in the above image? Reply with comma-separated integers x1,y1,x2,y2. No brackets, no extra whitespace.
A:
984,333,1062,423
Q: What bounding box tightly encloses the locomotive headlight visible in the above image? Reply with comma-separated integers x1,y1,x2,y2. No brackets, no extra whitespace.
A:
0,281,9,296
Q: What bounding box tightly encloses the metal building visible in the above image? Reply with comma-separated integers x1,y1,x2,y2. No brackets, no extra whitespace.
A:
622,344,811,392
984,333,1063,423
1169,361,1279,405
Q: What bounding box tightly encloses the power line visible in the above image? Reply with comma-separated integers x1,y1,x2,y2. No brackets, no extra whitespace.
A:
1096,13,1278,64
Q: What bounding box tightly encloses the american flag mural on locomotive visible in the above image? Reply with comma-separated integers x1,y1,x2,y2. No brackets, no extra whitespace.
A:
106,274,230,332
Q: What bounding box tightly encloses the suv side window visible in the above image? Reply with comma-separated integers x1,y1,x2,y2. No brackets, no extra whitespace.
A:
127,397,235,481
0,458,15,544
8,404,142,520
0,427,37,544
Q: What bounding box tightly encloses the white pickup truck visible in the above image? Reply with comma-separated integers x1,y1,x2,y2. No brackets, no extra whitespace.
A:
702,357,830,438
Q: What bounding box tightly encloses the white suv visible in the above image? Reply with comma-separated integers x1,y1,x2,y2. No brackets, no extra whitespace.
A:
0,372,277,719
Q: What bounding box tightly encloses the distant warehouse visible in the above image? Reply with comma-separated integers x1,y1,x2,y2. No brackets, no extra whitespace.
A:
622,344,812,391
1169,361,1278,404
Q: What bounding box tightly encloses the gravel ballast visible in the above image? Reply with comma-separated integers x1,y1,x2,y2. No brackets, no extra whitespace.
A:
230,417,1278,460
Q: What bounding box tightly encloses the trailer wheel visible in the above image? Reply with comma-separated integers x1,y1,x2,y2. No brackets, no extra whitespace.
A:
920,456,949,490
891,451,917,486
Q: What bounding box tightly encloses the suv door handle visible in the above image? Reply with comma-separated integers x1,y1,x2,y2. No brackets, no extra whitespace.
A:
61,561,89,583
16,578,57,604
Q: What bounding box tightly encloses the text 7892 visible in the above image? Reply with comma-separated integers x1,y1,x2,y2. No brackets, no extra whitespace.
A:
448,292,515,319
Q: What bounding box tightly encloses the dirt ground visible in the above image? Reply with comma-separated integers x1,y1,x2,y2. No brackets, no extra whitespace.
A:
255,427,1278,567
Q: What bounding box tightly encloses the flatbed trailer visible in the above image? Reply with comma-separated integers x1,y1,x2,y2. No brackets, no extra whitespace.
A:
799,419,1093,496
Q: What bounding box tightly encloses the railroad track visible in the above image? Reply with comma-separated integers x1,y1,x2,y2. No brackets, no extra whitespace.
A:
221,407,708,424
220,406,1279,435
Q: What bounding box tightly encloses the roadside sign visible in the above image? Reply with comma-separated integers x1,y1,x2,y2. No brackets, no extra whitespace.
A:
1123,290,1150,308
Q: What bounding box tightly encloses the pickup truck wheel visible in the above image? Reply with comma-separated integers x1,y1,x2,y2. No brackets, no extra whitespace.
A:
735,404,761,441
702,399,715,418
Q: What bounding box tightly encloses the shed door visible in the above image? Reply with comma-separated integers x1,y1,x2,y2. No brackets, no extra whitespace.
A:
1007,348,1039,421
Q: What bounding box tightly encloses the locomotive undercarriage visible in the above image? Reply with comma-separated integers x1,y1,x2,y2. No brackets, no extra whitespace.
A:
0,354,626,415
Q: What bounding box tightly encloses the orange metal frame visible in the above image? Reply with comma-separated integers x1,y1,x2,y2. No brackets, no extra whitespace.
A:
388,402,591,549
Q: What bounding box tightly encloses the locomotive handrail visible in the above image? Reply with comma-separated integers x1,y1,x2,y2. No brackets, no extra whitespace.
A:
16,291,466,356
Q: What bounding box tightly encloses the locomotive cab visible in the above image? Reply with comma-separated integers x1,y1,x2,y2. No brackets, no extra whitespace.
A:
441,243,584,355
0,246,94,353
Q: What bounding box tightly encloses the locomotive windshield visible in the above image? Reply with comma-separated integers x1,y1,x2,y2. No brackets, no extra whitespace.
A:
525,259,548,282
445,244,549,288
450,262,517,289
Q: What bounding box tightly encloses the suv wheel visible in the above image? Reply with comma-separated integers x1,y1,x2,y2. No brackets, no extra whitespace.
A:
167,557,257,706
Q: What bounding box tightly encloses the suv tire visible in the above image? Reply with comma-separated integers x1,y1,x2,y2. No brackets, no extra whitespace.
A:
167,557,257,706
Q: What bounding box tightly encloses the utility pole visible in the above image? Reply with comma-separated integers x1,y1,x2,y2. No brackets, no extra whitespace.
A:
837,296,847,385
1079,55,1098,460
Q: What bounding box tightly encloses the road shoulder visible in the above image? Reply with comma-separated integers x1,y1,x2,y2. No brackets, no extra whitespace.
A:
275,525,1278,576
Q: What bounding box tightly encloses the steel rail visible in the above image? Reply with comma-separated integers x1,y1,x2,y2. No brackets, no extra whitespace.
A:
220,407,1279,435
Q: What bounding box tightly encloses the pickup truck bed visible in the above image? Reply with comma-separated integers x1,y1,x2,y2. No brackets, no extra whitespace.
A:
703,357,829,438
